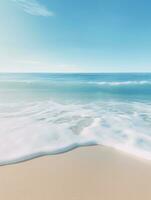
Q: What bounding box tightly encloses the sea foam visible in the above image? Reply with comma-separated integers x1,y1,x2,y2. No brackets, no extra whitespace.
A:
88,80,151,86
0,100,151,165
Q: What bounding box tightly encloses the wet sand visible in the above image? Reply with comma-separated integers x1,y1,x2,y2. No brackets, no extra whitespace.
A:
0,146,151,200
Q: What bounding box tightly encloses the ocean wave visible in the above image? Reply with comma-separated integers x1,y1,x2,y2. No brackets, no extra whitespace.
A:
1,79,151,85
88,80,151,86
0,100,151,165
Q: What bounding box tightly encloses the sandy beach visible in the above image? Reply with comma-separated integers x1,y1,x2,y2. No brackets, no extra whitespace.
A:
0,146,151,200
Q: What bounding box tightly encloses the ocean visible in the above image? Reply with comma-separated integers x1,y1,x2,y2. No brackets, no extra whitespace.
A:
0,73,151,165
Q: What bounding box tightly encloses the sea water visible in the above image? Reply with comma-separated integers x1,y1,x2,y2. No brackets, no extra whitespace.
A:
0,73,151,165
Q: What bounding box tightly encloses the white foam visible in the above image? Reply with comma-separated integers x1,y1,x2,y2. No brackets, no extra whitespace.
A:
88,80,151,86
0,100,151,165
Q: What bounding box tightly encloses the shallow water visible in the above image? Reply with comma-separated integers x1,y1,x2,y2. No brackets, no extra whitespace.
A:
0,73,151,165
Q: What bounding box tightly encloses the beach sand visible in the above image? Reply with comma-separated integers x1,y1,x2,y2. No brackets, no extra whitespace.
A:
0,146,151,200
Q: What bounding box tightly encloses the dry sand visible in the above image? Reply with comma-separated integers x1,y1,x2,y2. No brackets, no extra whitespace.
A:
0,146,151,200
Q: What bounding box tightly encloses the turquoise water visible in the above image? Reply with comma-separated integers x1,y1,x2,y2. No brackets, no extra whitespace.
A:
0,73,151,164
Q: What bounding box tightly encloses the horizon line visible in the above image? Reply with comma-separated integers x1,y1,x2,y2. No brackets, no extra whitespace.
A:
0,71,151,74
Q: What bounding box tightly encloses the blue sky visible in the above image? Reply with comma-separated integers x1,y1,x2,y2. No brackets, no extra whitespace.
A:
0,0,151,72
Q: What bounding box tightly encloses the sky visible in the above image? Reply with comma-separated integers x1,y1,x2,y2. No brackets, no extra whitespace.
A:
0,0,151,72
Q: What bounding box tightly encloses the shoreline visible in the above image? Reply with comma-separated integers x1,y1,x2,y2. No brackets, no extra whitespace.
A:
0,146,151,200
0,143,150,167
0,143,97,167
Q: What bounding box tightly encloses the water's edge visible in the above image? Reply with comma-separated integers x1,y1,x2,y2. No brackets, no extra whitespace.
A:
0,143,98,166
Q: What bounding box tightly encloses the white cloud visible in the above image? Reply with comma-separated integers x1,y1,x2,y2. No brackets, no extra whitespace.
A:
12,0,54,17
